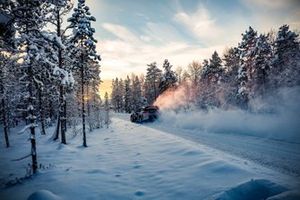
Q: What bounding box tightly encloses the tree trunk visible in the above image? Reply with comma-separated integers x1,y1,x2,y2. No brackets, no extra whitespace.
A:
60,84,66,144
38,88,46,135
1,98,9,148
53,114,60,141
64,96,67,132
28,58,38,174
25,1,38,173
0,67,9,148
56,9,67,144
49,100,54,122
81,54,87,147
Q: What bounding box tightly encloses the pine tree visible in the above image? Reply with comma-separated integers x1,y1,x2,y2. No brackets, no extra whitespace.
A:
45,0,73,144
13,0,51,174
118,78,124,111
206,51,223,84
237,26,257,109
251,34,272,98
124,76,132,113
223,47,240,107
159,59,177,94
145,62,162,104
111,78,117,111
271,25,300,88
68,0,100,147
131,75,143,111
199,51,223,108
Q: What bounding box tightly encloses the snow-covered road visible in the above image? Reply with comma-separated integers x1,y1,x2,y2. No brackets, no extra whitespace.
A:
0,116,299,199
145,118,300,177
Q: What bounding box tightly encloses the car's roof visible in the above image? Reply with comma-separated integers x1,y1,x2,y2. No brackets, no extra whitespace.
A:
144,105,159,110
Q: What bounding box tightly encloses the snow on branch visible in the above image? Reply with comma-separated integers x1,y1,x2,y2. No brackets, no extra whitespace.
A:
18,123,38,134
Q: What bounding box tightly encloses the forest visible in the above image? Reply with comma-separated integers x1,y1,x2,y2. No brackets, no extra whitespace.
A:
110,25,300,113
0,0,108,174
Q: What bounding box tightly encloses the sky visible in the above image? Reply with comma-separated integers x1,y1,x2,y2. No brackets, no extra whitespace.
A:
84,0,300,82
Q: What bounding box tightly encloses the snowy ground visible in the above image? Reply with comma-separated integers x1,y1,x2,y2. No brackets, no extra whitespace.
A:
0,114,299,200
143,112,300,177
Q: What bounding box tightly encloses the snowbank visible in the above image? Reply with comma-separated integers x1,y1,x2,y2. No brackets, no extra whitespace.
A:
27,190,62,200
217,179,287,200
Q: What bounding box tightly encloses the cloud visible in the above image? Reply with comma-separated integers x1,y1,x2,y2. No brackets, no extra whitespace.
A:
240,0,300,31
174,5,224,45
98,23,223,79
144,22,185,43
242,0,300,10
96,1,300,80
102,23,140,43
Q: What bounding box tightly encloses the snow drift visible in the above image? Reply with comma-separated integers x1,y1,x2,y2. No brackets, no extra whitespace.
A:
27,190,62,200
216,179,287,200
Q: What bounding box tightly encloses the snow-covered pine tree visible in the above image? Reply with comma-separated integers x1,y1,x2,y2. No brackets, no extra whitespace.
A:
237,26,257,109
0,2,16,147
83,58,101,131
118,78,125,112
251,34,272,99
200,51,223,108
159,59,177,94
111,78,123,112
110,78,117,111
12,0,53,174
124,76,132,113
223,47,240,107
131,75,143,112
44,0,74,143
67,0,100,147
208,51,223,83
271,25,300,88
145,62,162,104
139,74,145,97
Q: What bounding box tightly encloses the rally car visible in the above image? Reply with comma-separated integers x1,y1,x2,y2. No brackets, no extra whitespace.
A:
130,105,159,123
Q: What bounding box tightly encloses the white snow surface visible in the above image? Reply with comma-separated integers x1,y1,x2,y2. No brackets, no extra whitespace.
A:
0,114,299,200
147,109,300,177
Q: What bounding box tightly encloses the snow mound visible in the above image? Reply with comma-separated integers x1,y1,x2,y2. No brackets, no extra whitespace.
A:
217,179,287,200
27,190,63,200
267,190,300,200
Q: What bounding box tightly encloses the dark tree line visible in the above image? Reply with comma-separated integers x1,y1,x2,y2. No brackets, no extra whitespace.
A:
111,59,178,112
